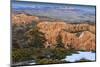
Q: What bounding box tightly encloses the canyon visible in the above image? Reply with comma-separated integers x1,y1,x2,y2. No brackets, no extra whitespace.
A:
37,22,95,51
12,14,96,51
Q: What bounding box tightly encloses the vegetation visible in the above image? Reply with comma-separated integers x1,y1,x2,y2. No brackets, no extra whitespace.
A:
25,27,46,48
12,48,77,64
36,58,68,64
12,48,33,63
12,18,95,65
56,34,64,48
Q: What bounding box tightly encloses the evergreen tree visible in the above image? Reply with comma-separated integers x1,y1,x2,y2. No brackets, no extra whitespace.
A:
26,26,46,48
56,34,64,48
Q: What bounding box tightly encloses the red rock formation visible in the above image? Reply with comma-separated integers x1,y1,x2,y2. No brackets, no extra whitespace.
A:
12,14,39,24
88,25,96,34
78,31,95,51
37,22,96,51
12,14,96,51
59,30,79,49
37,22,67,48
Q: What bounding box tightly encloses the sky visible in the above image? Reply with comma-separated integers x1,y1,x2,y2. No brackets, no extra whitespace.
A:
12,1,95,10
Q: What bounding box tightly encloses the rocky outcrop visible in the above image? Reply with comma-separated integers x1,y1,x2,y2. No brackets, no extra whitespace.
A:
12,14,95,34
12,14,39,24
59,30,79,49
78,31,96,51
37,22,96,51
12,14,96,51
37,22,67,48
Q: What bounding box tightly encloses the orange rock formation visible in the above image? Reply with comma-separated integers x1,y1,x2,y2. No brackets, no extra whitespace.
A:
12,14,96,51
12,14,39,24
37,21,96,51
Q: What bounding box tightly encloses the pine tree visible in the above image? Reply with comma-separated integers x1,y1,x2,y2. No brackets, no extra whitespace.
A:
56,34,64,48
26,26,46,48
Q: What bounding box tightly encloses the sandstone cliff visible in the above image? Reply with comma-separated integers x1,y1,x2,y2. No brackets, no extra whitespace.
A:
37,22,96,51
12,14,96,51
12,14,39,24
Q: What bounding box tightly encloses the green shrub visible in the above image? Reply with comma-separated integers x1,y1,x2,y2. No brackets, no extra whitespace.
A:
12,48,33,63
12,48,77,64
36,59,63,64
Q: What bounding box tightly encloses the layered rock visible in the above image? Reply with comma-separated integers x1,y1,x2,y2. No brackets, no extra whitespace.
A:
78,31,96,51
59,30,79,49
37,22,67,48
12,14,39,24
37,22,96,51
12,14,96,51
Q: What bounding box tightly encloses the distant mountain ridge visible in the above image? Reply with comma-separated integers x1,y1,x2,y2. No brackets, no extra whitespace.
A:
12,6,95,23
